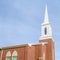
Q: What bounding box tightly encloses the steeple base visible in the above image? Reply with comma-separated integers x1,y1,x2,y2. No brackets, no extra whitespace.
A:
40,36,52,40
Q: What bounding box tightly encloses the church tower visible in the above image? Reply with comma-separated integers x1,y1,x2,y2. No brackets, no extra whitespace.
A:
39,5,55,60
40,5,52,39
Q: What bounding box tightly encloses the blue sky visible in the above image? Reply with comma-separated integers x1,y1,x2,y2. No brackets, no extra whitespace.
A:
0,0,60,60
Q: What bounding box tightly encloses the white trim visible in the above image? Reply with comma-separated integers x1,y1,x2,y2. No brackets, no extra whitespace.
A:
28,44,32,47
28,42,48,46
12,51,18,56
40,36,53,40
6,51,11,56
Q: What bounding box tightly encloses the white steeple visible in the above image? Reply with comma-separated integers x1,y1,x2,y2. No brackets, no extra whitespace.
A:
40,4,52,40
44,4,49,24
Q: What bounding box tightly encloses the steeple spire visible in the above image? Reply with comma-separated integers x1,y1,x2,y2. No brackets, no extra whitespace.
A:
40,4,52,40
44,4,49,24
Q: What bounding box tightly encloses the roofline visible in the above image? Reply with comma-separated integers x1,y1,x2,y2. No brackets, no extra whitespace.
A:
1,42,48,49
2,44,28,49
32,42,48,46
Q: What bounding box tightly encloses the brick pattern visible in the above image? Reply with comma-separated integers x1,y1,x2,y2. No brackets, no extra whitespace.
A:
0,39,54,60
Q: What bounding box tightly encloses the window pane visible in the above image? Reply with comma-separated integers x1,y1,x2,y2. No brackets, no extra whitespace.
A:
6,57,10,60
45,28,47,35
12,56,17,60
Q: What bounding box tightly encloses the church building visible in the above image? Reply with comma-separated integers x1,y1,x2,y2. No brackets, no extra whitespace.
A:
0,5,55,60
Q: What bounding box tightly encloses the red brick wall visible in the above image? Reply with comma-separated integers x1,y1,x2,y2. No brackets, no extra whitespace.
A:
1,46,28,60
0,39,54,60
27,46,35,60
39,39,54,60
0,50,2,60
34,45,42,60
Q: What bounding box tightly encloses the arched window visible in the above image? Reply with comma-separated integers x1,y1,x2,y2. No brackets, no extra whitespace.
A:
44,27,47,35
6,51,11,60
12,51,17,60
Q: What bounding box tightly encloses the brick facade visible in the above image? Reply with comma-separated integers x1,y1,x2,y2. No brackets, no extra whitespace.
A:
0,38,55,60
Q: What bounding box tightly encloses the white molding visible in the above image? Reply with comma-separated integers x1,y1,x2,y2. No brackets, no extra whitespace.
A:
6,51,11,56
40,36,53,40
12,51,17,56
28,44,32,47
